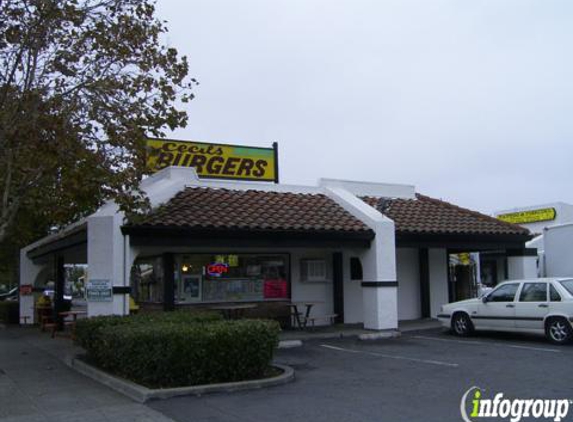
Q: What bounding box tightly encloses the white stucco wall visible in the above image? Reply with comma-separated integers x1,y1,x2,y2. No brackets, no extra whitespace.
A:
396,248,420,321
543,223,573,278
343,251,365,324
429,248,449,318
289,249,335,323
507,256,537,280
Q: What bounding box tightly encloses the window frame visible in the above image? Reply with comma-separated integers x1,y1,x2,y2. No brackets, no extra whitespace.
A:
518,282,548,303
487,283,520,303
550,283,562,302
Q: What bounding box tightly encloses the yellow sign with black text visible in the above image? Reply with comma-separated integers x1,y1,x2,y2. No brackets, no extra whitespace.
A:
146,138,278,182
497,208,556,224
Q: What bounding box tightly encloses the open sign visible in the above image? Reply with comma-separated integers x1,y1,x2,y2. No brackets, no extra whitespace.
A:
207,263,229,277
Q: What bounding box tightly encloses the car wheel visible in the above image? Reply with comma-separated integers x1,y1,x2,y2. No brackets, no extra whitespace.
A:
545,318,572,345
452,312,474,337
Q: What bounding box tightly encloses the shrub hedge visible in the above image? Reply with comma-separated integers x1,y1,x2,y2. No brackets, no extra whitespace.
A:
75,311,280,388
0,301,19,324
75,311,222,363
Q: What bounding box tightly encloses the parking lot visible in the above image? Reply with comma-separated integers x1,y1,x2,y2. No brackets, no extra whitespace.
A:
150,328,573,422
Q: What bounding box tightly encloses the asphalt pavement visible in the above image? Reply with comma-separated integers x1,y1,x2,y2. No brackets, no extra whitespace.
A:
2,325,573,422
150,328,573,422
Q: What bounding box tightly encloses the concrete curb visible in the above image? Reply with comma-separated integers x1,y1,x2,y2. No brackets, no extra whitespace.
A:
70,358,294,403
358,330,401,341
280,329,402,344
278,340,303,349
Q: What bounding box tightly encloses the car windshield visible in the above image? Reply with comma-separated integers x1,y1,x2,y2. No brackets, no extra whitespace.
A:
558,279,573,296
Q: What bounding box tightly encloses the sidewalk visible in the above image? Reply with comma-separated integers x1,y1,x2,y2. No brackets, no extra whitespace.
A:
0,325,175,422
279,318,442,342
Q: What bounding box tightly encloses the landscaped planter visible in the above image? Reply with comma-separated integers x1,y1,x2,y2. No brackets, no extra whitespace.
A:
71,357,294,402
74,312,282,390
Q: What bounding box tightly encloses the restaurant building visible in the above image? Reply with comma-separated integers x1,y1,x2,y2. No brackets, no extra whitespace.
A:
19,166,535,330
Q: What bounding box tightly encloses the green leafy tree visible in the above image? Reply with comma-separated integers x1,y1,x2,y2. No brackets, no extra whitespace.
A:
0,0,196,246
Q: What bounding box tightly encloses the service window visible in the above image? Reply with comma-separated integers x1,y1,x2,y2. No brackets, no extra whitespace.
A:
176,253,290,303
489,283,519,302
519,283,548,302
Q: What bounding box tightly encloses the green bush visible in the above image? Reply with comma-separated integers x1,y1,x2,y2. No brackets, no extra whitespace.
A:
75,310,222,361
75,311,280,388
0,301,19,324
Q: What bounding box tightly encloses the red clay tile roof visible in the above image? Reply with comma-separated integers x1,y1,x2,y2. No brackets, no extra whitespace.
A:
362,194,530,237
131,186,372,235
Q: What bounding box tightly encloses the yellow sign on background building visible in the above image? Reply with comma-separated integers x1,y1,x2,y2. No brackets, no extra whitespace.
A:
497,208,556,224
146,138,278,182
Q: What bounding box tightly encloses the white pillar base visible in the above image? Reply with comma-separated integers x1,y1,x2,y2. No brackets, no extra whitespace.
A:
362,285,398,330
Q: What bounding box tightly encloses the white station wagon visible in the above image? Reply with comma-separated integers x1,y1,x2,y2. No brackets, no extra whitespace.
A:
438,278,573,344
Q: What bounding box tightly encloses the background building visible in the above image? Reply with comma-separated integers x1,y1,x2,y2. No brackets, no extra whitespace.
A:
493,202,573,278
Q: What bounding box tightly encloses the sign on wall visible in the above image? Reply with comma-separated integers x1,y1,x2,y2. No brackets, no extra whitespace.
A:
19,284,33,296
497,208,557,225
146,138,279,182
86,279,112,302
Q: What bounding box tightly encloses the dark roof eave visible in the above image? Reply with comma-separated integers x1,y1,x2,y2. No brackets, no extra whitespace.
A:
396,229,532,239
395,231,533,250
121,225,375,241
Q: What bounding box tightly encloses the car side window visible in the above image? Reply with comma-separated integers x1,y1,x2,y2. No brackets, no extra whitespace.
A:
488,283,519,302
550,285,562,302
519,283,547,302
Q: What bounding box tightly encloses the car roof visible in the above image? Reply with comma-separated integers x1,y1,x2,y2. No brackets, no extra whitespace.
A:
497,278,573,285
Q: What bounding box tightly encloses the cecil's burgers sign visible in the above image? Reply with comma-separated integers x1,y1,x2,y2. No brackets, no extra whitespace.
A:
146,138,279,182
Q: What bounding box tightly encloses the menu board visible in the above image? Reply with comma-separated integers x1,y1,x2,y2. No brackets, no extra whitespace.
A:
202,278,263,301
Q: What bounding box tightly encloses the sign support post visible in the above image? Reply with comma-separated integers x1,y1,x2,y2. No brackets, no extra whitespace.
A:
273,141,279,183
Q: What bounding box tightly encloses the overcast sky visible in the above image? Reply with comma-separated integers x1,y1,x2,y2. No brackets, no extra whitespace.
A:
155,0,573,214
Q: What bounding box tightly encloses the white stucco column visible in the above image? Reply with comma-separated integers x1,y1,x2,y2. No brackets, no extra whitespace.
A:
507,255,537,280
323,184,399,330
428,248,449,318
87,209,128,317
19,249,45,324
360,219,398,330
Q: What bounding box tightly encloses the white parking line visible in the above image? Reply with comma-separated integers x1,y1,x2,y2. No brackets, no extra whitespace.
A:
320,344,459,368
412,335,561,353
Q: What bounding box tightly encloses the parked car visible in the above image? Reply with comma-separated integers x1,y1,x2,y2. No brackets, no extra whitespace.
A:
438,278,573,344
43,289,73,302
0,287,18,301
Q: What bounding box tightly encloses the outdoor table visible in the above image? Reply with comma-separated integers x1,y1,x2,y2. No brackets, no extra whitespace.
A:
54,310,87,339
59,310,87,322
288,301,324,329
210,304,257,320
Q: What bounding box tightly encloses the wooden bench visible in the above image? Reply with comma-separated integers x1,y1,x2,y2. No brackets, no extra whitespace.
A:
303,314,338,329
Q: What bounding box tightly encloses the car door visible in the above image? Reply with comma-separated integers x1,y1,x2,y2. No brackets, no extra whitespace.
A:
514,282,549,332
474,283,519,331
